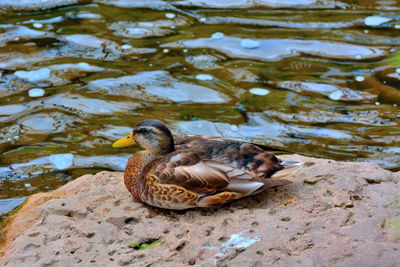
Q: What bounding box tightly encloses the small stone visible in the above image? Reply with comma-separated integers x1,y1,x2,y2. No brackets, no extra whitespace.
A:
355,75,365,82
163,49,169,53
249,88,269,96
328,90,343,101
121,44,132,50
195,74,213,81
211,32,224,40
33,23,43,28
28,88,45,98
165,13,176,19
240,39,260,49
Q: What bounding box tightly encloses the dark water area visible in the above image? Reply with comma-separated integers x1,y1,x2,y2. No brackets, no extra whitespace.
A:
0,0,399,219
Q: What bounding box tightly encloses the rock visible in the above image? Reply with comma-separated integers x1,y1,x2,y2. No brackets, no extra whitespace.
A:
1,155,399,266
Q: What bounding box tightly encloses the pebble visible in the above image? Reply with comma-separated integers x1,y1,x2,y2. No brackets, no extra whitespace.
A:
28,88,45,98
364,16,392,26
328,90,343,101
33,23,43,28
163,49,169,53
195,74,214,81
355,75,365,82
211,32,224,40
165,13,176,19
240,39,260,49
121,44,132,50
249,88,270,96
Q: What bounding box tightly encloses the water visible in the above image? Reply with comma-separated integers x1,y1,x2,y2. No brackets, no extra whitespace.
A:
0,0,400,219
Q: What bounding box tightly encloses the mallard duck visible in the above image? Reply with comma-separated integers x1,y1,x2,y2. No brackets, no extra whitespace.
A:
112,119,301,210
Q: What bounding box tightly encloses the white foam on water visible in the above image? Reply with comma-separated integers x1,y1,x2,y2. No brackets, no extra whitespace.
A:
121,44,133,49
211,32,224,40
364,16,392,26
33,23,43,28
355,75,365,82
195,74,214,80
249,88,270,96
28,88,45,97
240,39,260,49
328,90,343,100
15,68,51,83
165,13,176,19
49,153,74,170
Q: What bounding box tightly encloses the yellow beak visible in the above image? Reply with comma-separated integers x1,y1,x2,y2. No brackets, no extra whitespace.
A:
112,132,136,148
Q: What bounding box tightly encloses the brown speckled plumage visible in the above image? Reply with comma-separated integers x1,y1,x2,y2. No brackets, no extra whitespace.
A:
118,120,301,210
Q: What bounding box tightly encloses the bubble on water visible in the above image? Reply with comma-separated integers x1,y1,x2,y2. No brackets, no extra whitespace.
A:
49,153,74,170
240,39,260,49
33,23,43,28
211,32,224,40
195,74,214,80
355,75,365,82
364,16,392,26
163,48,169,53
28,88,45,98
249,88,270,96
328,90,343,100
165,13,176,19
230,125,239,132
77,62,90,69
121,44,132,50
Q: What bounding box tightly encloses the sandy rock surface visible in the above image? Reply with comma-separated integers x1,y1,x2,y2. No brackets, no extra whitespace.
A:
1,155,400,266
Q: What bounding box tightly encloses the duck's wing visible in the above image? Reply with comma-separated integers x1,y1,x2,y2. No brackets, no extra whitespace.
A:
144,151,291,207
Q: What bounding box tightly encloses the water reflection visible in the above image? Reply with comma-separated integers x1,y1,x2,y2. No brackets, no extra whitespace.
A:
0,0,399,218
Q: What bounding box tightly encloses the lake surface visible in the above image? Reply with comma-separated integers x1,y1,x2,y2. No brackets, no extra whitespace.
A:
0,0,399,219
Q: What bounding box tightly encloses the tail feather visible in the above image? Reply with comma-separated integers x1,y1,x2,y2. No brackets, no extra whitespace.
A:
271,160,303,179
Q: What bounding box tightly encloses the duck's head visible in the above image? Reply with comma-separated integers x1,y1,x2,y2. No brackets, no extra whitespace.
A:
112,119,175,155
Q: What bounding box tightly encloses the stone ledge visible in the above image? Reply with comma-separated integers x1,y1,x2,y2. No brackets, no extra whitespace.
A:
1,155,400,266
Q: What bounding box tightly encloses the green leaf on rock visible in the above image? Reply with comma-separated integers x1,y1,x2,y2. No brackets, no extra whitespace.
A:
129,240,162,250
